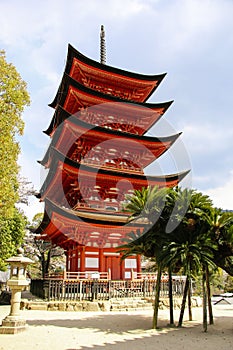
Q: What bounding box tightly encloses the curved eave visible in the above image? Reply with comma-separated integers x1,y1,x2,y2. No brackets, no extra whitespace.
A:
47,105,180,142
56,148,189,183
65,44,166,102
34,198,145,248
44,107,70,136
41,106,181,168
49,73,173,113
32,208,77,248
39,148,189,199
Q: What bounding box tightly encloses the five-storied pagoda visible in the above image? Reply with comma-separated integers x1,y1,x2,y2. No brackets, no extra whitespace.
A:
36,27,188,280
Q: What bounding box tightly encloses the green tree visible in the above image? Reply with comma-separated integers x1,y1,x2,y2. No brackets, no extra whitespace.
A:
161,189,218,331
0,50,30,267
203,208,233,325
0,51,30,217
207,209,233,276
0,208,27,270
160,222,216,330
224,274,233,292
121,186,232,331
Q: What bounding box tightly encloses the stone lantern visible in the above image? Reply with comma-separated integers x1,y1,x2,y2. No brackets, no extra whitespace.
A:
0,248,33,334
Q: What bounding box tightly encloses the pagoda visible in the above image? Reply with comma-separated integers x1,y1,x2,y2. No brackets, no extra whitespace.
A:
36,27,188,280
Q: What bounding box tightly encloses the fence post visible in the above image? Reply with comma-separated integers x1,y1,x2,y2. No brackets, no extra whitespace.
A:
43,279,50,300
62,280,65,299
143,279,146,298
79,280,83,301
108,280,111,300
92,279,98,301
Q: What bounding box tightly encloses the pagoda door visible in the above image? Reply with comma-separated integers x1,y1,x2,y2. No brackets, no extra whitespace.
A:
105,256,121,280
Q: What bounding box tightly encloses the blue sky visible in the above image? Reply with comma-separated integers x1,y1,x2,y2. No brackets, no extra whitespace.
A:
0,0,232,220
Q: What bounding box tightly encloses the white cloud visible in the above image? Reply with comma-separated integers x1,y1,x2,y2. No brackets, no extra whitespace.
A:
181,122,233,156
205,170,233,210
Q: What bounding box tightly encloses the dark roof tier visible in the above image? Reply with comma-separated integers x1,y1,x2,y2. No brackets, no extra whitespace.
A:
41,107,181,172
34,198,145,249
48,75,173,135
38,148,189,212
64,44,166,103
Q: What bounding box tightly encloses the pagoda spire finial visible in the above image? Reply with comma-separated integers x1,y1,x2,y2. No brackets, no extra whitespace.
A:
100,25,106,65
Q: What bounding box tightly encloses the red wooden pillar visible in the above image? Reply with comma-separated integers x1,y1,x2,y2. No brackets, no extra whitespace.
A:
136,255,141,273
66,251,70,271
99,248,104,273
120,254,125,280
74,248,78,271
80,246,85,272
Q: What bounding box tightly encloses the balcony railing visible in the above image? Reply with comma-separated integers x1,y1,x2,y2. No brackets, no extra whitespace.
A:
45,271,110,280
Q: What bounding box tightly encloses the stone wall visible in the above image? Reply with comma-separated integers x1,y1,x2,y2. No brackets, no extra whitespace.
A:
20,296,202,312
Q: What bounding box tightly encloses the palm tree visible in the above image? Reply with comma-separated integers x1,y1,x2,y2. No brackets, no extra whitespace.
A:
203,208,233,324
121,186,169,329
159,221,216,329
159,188,217,330
207,209,233,276
121,186,222,332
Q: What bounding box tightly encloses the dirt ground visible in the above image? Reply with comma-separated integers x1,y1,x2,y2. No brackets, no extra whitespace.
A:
0,303,232,350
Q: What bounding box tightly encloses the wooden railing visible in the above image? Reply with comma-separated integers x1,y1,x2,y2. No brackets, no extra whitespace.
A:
30,278,186,302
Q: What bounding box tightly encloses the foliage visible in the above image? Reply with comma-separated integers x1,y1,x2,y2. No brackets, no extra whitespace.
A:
122,187,233,275
224,275,233,292
0,50,30,217
120,186,172,329
120,186,233,330
0,207,27,270
194,268,225,295
0,50,30,271
208,209,233,275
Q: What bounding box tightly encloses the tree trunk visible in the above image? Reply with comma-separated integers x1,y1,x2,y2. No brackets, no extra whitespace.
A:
152,264,162,329
168,266,174,325
206,265,214,325
40,253,46,279
178,276,189,327
188,279,192,321
202,266,208,332
45,249,51,276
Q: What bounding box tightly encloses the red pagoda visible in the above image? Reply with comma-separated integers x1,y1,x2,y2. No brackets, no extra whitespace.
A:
36,30,188,280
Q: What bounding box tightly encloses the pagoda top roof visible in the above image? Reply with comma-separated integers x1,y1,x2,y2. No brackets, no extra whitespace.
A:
34,198,145,249
41,106,181,171
48,74,173,135
64,44,166,103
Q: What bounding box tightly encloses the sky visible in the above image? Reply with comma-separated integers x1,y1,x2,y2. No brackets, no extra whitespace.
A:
0,0,232,220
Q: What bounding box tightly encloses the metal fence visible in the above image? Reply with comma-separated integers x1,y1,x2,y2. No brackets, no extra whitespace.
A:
30,278,185,301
